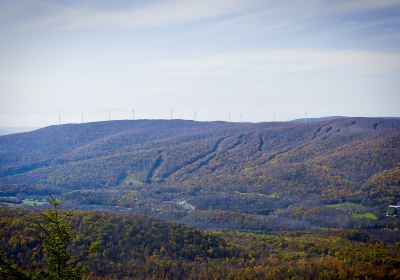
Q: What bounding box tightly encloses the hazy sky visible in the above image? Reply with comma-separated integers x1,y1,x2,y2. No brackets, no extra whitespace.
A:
1,0,400,127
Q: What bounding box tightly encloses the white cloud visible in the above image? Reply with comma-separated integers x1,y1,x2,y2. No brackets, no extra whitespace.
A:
2,0,268,31
9,0,398,31
136,49,400,79
321,0,400,14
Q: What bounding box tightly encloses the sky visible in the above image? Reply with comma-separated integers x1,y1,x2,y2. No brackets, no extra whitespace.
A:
0,0,400,127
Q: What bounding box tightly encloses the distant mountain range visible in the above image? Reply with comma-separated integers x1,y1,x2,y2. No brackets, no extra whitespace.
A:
0,126,38,136
0,117,399,231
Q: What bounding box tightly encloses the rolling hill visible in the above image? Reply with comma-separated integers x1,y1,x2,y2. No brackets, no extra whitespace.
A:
0,117,399,230
1,206,399,279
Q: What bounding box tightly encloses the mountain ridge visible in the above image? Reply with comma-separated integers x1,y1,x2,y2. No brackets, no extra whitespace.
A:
0,117,399,231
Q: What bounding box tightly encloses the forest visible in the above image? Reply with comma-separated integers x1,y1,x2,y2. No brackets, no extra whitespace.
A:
1,206,400,279
0,117,399,278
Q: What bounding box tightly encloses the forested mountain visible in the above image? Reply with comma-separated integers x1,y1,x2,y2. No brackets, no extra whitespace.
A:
0,117,399,230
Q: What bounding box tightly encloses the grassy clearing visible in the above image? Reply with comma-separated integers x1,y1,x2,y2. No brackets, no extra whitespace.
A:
326,202,377,220
22,199,47,206
352,213,378,221
326,202,366,211
0,197,47,207
120,174,144,186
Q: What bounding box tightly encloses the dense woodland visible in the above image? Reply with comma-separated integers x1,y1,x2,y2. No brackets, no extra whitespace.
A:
1,206,400,279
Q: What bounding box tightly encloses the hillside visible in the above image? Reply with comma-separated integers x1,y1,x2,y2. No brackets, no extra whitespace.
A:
0,117,399,230
1,207,399,279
